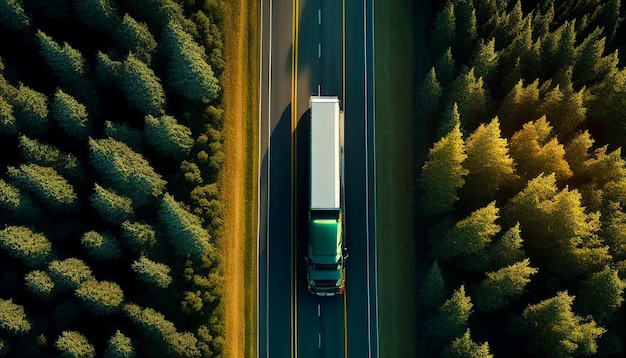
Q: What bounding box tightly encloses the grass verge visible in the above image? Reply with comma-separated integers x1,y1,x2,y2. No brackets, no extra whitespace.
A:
374,0,431,356
219,1,259,357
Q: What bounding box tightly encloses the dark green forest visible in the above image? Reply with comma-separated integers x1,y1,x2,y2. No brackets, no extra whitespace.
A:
418,0,626,357
0,0,227,357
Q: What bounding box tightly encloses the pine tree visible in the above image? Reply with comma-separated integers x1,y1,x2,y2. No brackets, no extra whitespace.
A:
497,79,542,135
104,331,135,358
435,48,456,86
573,28,608,86
0,0,30,32
51,89,91,140
81,231,123,260
420,122,467,216
55,331,95,358
520,291,605,357
89,138,166,206
463,117,516,200
90,184,134,224
430,2,456,59
95,51,123,89
13,84,49,136
73,0,119,33
75,279,124,315
48,258,94,291
131,256,173,288
19,136,85,181
442,329,493,358
462,222,526,272
470,38,498,83
447,67,489,129
162,22,220,101
0,298,31,334
121,221,157,254
0,226,52,268
103,120,143,152
565,130,594,180
474,259,538,311
159,193,212,257
115,14,157,63
494,0,523,49
36,31,87,87
419,261,446,308
586,146,626,204
8,163,77,211
577,266,625,322
452,0,477,62
417,67,442,125
432,202,500,260
508,116,573,183
144,114,194,158
24,270,55,298
0,179,40,219
540,84,587,137
436,102,461,141
121,52,165,115
429,285,473,344
0,95,16,134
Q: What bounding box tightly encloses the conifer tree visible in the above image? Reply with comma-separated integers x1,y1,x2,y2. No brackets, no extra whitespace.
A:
429,2,456,59
95,51,123,89
474,259,537,311
0,95,16,134
75,279,124,315
442,329,493,358
417,67,442,125
0,179,40,219
48,258,94,291
435,102,461,141
447,67,489,129
121,221,157,254
116,14,157,63
564,130,594,180
162,22,220,101
420,122,467,216
0,226,52,268
470,38,498,83
104,331,135,358
73,0,119,33
144,114,194,159
90,184,134,225
435,48,456,86
519,291,605,357
508,116,573,182
24,270,55,299
55,331,95,358
540,84,587,136
463,117,516,200
432,202,500,260
573,28,609,86
462,222,526,272
0,0,30,31
103,120,143,152
586,146,626,204
8,163,77,211
419,261,446,309
494,0,523,49
577,266,625,322
159,193,212,257
131,256,173,288
89,138,166,206
51,89,91,140
13,84,49,135
497,79,542,135
429,285,473,344
19,136,85,181
36,31,87,87
602,202,626,260
0,299,31,334
81,231,123,260
452,0,477,62
121,52,165,115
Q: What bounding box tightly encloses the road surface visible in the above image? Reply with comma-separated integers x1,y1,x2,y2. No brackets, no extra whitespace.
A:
258,0,377,356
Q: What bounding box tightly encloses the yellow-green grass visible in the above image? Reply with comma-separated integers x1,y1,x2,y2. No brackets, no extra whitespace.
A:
374,0,418,357
219,0,259,357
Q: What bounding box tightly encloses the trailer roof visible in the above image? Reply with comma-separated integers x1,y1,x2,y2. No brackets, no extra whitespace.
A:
310,96,340,210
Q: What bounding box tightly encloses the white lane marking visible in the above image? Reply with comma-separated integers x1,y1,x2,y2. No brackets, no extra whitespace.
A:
318,9,321,24
318,43,321,58
317,304,321,316
318,333,322,348
318,84,321,96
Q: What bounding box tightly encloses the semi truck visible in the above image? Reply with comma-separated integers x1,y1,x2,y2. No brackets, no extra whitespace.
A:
306,96,347,296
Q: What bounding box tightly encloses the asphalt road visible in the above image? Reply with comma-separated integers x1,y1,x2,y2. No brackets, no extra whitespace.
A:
259,0,377,356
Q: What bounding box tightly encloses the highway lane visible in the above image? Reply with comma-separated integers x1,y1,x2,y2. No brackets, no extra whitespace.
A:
258,0,296,357
294,0,345,357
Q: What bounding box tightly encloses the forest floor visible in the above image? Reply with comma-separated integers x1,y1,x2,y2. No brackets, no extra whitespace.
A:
220,1,259,358
374,0,431,356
